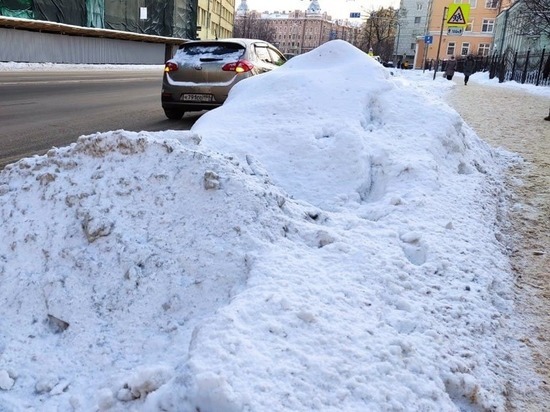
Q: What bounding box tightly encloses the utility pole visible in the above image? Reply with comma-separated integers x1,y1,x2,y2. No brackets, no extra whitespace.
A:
394,21,400,66
433,7,448,80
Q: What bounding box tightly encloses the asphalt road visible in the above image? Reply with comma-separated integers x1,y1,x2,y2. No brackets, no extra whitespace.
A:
0,69,199,170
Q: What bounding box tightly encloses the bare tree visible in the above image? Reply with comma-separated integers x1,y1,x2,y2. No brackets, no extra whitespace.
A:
233,12,276,43
521,0,550,36
359,7,399,61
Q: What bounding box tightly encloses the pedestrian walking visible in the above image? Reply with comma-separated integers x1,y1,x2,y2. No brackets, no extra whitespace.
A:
463,55,475,85
445,56,457,81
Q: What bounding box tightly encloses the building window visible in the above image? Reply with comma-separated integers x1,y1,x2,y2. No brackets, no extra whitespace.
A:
465,20,473,31
410,43,415,50
455,0,477,6
447,42,456,55
481,19,494,32
415,16,421,24
485,0,498,8
478,43,490,56
417,2,423,10
461,43,470,55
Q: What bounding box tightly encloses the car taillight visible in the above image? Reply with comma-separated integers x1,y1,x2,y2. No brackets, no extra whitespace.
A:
164,62,178,72
222,60,254,73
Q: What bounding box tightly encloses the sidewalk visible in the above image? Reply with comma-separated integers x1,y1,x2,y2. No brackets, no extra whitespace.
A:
445,78,550,411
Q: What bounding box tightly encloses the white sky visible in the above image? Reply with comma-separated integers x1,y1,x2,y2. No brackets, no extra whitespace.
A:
245,0,400,19
1,41,549,410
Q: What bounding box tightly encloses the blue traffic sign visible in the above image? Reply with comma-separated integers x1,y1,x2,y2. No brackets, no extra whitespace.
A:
424,35,433,44
350,12,361,18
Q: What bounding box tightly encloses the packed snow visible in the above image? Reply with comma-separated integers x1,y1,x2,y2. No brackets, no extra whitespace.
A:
0,40,545,411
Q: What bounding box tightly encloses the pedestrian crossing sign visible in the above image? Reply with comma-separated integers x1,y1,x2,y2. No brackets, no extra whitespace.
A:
446,4,470,27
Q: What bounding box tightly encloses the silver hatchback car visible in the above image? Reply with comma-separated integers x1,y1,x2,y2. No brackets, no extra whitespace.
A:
161,38,286,119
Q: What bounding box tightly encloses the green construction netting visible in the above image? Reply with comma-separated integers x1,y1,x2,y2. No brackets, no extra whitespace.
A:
144,0,174,37
33,0,86,26
173,0,197,39
0,0,34,19
87,0,104,28
1,0,197,39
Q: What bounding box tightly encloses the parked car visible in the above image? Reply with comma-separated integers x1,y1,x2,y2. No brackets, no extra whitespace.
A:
161,38,286,119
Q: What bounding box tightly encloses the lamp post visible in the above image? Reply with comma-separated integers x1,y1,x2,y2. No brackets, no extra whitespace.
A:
393,20,401,67
433,6,448,80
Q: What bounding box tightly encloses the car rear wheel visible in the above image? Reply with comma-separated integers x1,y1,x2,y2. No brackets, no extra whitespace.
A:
164,109,184,120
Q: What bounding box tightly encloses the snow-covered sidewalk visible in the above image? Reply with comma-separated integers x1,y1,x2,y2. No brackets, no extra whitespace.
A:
444,73,550,410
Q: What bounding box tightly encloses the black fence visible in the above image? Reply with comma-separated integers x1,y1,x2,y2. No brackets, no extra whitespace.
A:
488,48,550,87
429,56,492,75
429,50,550,88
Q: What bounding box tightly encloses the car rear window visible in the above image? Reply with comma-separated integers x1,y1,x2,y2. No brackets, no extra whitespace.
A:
174,43,245,65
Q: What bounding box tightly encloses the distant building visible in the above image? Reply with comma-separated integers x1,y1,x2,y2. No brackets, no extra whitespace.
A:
234,0,362,55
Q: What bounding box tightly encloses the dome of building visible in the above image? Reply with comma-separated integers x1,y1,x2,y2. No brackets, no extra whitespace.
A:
236,0,249,16
307,0,322,14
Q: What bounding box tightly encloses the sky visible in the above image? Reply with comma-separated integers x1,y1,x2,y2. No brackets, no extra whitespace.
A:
1,41,549,411
244,0,400,19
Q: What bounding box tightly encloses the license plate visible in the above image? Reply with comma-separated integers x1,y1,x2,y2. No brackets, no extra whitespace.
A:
182,93,214,102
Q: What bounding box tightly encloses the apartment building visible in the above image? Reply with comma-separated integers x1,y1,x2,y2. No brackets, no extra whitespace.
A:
197,0,236,39
415,0,514,68
394,0,431,65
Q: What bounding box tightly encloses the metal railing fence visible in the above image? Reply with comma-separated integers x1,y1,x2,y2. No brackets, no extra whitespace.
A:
488,48,550,87
429,50,550,88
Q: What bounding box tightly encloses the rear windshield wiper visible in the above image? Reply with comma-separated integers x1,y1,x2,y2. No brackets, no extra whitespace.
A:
199,57,224,62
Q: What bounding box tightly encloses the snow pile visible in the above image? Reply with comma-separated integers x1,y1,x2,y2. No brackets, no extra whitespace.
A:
0,40,518,411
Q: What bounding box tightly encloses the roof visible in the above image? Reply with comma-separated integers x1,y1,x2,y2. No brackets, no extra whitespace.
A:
0,16,187,45
180,38,272,47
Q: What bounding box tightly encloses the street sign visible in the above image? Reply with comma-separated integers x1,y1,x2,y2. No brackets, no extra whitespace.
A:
446,4,470,27
447,27,463,36
350,12,361,18
424,35,433,44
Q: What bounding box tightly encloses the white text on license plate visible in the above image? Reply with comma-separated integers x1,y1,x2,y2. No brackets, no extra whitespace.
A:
182,94,214,102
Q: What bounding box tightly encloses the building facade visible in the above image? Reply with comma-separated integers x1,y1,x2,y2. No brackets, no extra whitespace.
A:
197,0,235,40
235,0,361,55
415,0,513,68
493,0,550,55
394,0,431,65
